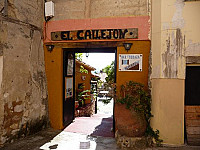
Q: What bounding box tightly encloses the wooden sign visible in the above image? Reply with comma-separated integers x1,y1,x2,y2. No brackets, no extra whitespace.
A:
51,28,138,41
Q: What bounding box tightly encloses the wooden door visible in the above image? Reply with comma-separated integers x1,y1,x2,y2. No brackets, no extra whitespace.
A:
63,51,75,127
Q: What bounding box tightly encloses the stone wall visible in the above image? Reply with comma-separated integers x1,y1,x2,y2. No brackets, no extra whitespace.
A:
75,100,96,117
0,0,48,146
51,0,150,20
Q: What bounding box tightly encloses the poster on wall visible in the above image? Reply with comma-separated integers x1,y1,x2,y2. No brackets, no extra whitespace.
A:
119,54,143,71
65,77,73,99
67,54,74,76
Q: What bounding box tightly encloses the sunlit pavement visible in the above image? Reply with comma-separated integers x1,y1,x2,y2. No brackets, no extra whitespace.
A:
40,132,119,150
2,98,200,150
40,98,118,150
97,97,113,115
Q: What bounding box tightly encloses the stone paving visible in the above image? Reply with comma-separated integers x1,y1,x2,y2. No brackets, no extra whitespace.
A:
1,97,200,150
40,132,119,150
40,98,117,150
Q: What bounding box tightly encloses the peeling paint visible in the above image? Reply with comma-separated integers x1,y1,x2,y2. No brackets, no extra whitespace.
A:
185,40,200,56
172,0,185,29
0,1,48,146
162,29,185,78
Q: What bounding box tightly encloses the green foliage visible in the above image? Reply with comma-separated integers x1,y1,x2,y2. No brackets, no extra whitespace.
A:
80,65,88,74
116,81,163,146
75,53,88,74
76,90,90,102
75,53,83,61
102,61,115,83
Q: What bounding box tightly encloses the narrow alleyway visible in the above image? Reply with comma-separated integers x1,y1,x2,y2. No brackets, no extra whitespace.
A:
1,98,200,150
40,97,117,150
64,97,114,137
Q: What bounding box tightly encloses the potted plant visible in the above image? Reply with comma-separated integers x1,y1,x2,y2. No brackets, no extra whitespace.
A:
75,101,79,108
84,92,91,104
76,90,90,107
115,81,163,146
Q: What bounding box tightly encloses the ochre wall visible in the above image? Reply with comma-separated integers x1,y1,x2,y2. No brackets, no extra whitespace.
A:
43,0,151,132
151,79,184,145
44,46,63,129
75,63,92,93
116,41,150,96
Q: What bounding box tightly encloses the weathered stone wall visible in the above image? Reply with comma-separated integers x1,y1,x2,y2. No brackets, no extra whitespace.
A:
0,0,48,146
52,0,150,20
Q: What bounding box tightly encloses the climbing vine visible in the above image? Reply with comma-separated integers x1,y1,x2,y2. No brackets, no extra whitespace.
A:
116,81,163,146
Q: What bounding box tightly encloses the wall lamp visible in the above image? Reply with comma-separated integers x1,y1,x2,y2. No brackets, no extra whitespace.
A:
123,43,133,52
86,53,89,58
46,45,54,52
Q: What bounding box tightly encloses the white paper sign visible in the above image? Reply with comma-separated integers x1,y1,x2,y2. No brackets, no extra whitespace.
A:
65,77,73,99
119,54,142,71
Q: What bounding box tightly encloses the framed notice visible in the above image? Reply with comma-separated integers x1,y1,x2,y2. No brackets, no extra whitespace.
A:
65,77,73,99
67,53,74,76
119,54,142,71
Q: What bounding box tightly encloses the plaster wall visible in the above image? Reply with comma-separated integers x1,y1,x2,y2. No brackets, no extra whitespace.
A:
151,79,184,145
51,0,150,20
151,0,200,79
44,47,63,129
151,0,200,145
75,62,93,92
116,41,150,96
0,1,48,146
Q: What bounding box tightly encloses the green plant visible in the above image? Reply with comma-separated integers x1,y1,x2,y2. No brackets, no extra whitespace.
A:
75,53,83,61
116,81,163,146
102,61,115,83
80,65,88,74
76,90,90,104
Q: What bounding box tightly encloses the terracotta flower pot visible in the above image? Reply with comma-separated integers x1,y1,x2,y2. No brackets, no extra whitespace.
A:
75,101,79,108
115,103,147,137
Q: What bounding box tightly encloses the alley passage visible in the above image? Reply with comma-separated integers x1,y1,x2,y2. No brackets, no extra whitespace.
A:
40,98,117,150
64,97,114,137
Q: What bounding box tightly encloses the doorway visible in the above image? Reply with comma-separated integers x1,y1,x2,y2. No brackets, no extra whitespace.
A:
185,65,200,145
63,48,116,137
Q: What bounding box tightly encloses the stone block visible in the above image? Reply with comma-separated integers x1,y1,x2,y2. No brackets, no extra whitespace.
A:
115,130,147,150
52,0,149,20
90,0,147,18
7,0,43,28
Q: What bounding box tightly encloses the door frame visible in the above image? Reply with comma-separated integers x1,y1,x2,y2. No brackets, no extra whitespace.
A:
63,47,117,128
63,51,76,127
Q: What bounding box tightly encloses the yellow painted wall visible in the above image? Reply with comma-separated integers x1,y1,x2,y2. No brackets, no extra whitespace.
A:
151,79,184,145
45,48,94,129
75,63,92,92
151,0,200,145
44,46,63,129
116,41,150,96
